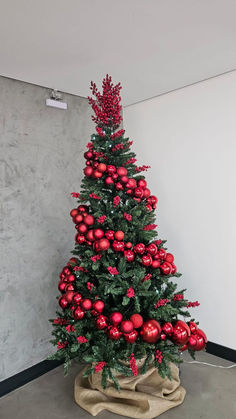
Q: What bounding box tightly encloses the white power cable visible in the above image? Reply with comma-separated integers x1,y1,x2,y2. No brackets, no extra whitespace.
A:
184,360,236,369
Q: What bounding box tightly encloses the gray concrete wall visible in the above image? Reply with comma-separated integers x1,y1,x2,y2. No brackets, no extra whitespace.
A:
0,76,93,380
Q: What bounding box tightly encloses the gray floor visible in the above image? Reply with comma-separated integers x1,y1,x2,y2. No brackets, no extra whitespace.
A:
0,352,235,419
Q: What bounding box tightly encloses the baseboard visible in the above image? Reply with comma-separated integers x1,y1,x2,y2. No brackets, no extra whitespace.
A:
0,341,235,398
0,359,63,398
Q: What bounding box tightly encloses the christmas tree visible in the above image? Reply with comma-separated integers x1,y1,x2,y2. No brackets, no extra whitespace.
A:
50,75,207,390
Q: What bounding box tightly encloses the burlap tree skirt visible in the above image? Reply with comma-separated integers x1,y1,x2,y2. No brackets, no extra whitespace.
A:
74,362,185,418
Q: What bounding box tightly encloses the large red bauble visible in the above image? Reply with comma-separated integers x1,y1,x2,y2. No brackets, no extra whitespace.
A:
73,306,85,320
126,178,137,189
108,326,122,340
152,260,161,269
187,335,198,350
105,230,115,240
172,326,189,345
158,249,166,259
140,320,161,343
105,176,114,185
97,163,107,173
142,254,153,266
130,314,143,329
70,208,78,218
148,195,158,205
165,253,174,263
162,322,173,335
124,250,135,262
93,300,105,313
143,188,150,198
73,293,83,304
77,223,88,234
134,187,143,198
175,321,191,336
120,175,128,184
126,242,133,249
196,328,207,343
120,320,134,334
83,215,94,226
94,229,104,239
93,169,103,179
95,315,108,330
84,151,93,159
107,165,116,174
134,243,146,254
84,167,93,177
59,272,66,280
73,214,83,224
112,173,119,180
75,234,86,244
58,281,67,293
117,167,127,176
124,330,138,343
114,230,124,241
160,262,172,275
65,291,74,303
86,229,95,242
171,264,177,274
146,243,157,256
112,240,125,252
138,179,147,189
192,335,206,351
63,267,71,275
188,321,198,334
110,312,123,326
59,296,69,309
81,299,92,310
67,274,75,283
116,182,123,191
93,161,99,167
97,238,110,251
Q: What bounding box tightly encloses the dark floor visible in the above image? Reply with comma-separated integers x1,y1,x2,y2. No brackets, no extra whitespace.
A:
0,352,235,419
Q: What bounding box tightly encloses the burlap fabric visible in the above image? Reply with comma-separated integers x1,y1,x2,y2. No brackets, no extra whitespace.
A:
74,362,185,418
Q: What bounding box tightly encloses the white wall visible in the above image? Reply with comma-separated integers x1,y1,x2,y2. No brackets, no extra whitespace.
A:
124,72,236,349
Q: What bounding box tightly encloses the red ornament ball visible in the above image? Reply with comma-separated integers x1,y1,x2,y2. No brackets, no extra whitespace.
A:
114,230,124,241
58,281,67,293
130,314,143,329
86,230,95,242
124,250,135,262
110,312,123,326
95,315,108,330
146,243,158,256
97,163,107,172
124,330,138,343
120,175,128,184
75,234,86,244
81,299,92,311
112,240,125,252
134,243,145,254
143,188,150,198
84,167,93,177
94,229,104,239
67,274,75,283
125,242,133,249
65,283,75,292
93,169,103,179
105,230,115,240
138,179,147,189
77,223,88,234
172,326,189,345
160,262,172,275
152,260,161,269
73,306,85,320
140,320,161,343
83,215,94,226
84,151,93,159
108,326,122,340
65,291,74,303
142,254,153,266
97,238,110,251
188,321,198,334
73,293,83,304
158,248,166,259
59,296,68,309
120,320,134,334
134,187,143,198
126,178,137,189
70,208,78,218
171,264,177,274
63,267,71,275
107,165,116,174
105,176,114,185
162,322,173,336
117,167,127,177
165,253,174,263
73,214,83,224
116,182,123,191
93,300,105,313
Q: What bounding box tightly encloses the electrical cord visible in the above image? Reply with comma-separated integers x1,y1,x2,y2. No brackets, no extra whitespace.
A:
183,360,236,369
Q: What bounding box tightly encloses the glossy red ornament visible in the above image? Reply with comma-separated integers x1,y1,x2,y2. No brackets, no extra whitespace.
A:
107,165,116,174
59,296,69,309
138,179,147,189
112,240,125,252
160,332,167,341
140,320,161,343
97,163,107,172
105,176,114,185
86,229,95,242
146,243,157,256
68,257,78,265
105,230,115,240
179,344,188,352
81,299,92,310
148,195,158,205
114,230,124,241
160,262,172,275
162,322,173,335
188,321,198,334
120,175,128,184
124,250,135,262
126,178,137,189
126,189,133,195
175,320,191,336
134,243,145,254
84,166,93,177
65,283,75,292
75,234,86,244
83,215,94,226
73,214,84,224
142,254,153,266
126,242,133,249
158,249,166,259
108,326,122,340
143,188,150,198
134,187,143,198
165,253,174,263
95,315,108,330
146,204,152,211
65,291,74,303
67,274,75,283
130,314,143,329
117,167,127,176
70,208,78,218
110,312,123,326
84,151,93,159
152,260,161,269
120,320,134,334
73,293,83,304
172,326,189,345
63,267,71,275
124,330,138,343
94,229,104,239
171,264,177,274
93,169,103,179
58,281,67,293
73,306,85,320
78,205,88,212
116,182,123,191
93,300,105,313
97,238,110,251
112,173,119,180
77,223,88,234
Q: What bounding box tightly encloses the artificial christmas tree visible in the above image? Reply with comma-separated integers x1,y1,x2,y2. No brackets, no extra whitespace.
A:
50,75,207,418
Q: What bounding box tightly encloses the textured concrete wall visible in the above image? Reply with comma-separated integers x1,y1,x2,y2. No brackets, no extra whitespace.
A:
0,76,93,380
